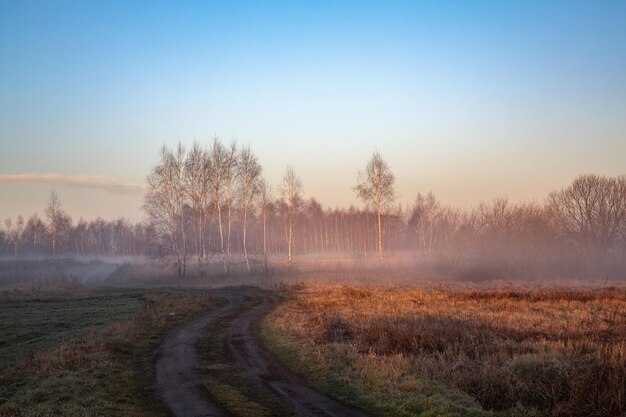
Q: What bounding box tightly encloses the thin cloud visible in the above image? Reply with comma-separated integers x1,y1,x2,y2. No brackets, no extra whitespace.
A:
0,173,144,195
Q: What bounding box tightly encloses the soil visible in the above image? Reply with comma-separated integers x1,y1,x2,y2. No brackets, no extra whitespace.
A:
154,288,370,417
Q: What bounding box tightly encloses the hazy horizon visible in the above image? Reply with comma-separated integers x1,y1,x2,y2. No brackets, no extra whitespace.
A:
2,1,625,221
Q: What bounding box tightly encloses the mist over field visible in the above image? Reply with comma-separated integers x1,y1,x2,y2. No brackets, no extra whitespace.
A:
2,146,625,285
1,2,625,417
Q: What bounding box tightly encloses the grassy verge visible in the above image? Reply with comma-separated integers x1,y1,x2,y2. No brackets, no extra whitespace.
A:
196,295,295,417
0,290,218,417
260,284,626,417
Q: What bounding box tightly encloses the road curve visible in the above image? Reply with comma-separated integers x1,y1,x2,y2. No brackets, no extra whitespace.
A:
227,292,371,417
153,296,235,417
153,288,371,417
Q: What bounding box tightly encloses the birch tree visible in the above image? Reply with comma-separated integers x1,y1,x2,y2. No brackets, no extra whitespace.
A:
208,138,227,271
144,145,188,277
45,191,63,256
409,192,440,254
185,142,211,271
259,178,273,274
280,166,303,265
223,141,238,273
354,151,396,258
238,145,262,272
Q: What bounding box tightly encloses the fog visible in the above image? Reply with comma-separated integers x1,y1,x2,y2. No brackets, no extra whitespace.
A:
1,142,625,284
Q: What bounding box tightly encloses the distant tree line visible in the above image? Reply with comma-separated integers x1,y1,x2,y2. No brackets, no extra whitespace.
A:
2,139,625,279
1,191,157,259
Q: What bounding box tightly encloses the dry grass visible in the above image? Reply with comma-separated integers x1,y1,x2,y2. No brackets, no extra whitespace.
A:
263,283,626,417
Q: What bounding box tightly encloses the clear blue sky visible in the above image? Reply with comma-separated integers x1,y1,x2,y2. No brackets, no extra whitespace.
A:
1,1,625,221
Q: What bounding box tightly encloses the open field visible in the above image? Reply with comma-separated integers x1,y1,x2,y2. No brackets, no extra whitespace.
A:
0,288,218,417
261,283,626,417
1,256,625,417
0,293,142,370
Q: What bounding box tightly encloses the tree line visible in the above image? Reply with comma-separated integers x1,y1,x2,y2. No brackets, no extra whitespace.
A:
1,191,156,259
2,139,625,279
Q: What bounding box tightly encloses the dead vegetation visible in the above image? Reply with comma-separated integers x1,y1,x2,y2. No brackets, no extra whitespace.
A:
264,283,626,417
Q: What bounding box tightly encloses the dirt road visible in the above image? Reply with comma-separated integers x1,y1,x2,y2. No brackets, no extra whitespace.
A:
153,288,371,417
78,265,369,416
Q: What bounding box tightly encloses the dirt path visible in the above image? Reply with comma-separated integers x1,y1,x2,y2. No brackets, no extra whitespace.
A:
78,262,121,289
154,288,370,417
77,267,369,416
153,295,235,417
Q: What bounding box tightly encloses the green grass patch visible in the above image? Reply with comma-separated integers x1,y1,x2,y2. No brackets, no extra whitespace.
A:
0,290,218,417
0,293,143,370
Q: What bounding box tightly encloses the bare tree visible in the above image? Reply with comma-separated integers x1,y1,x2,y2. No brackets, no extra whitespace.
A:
185,142,211,271
75,217,88,254
409,192,440,255
238,145,262,272
208,138,227,271
24,213,45,252
3,218,14,258
259,178,273,274
223,141,239,273
548,174,626,256
13,215,24,258
354,151,396,258
144,145,188,277
45,191,63,256
280,166,303,265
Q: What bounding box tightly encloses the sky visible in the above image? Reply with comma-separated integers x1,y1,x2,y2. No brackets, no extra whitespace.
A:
1,0,625,222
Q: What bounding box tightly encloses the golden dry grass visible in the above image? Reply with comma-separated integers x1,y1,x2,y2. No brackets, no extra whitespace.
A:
265,283,626,417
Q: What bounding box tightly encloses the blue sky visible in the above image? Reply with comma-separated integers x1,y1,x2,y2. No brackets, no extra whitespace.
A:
1,1,625,220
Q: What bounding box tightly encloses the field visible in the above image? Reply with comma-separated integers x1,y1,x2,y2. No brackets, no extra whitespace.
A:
1,258,625,417
261,283,626,417
0,294,142,370
0,259,219,417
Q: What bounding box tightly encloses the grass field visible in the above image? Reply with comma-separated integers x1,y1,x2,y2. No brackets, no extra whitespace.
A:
261,283,626,417
0,290,218,417
0,293,143,370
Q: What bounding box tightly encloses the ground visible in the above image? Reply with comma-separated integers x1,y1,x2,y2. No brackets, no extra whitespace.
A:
0,259,624,417
260,284,626,417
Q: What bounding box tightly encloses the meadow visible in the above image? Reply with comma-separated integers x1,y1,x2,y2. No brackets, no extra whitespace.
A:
2,257,625,417
0,259,219,417
261,283,626,417
0,294,142,371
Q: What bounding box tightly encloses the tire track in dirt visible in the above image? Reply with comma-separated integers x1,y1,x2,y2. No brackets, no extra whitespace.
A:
226,292,370,417
153,294,236,417
154,288,370,417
